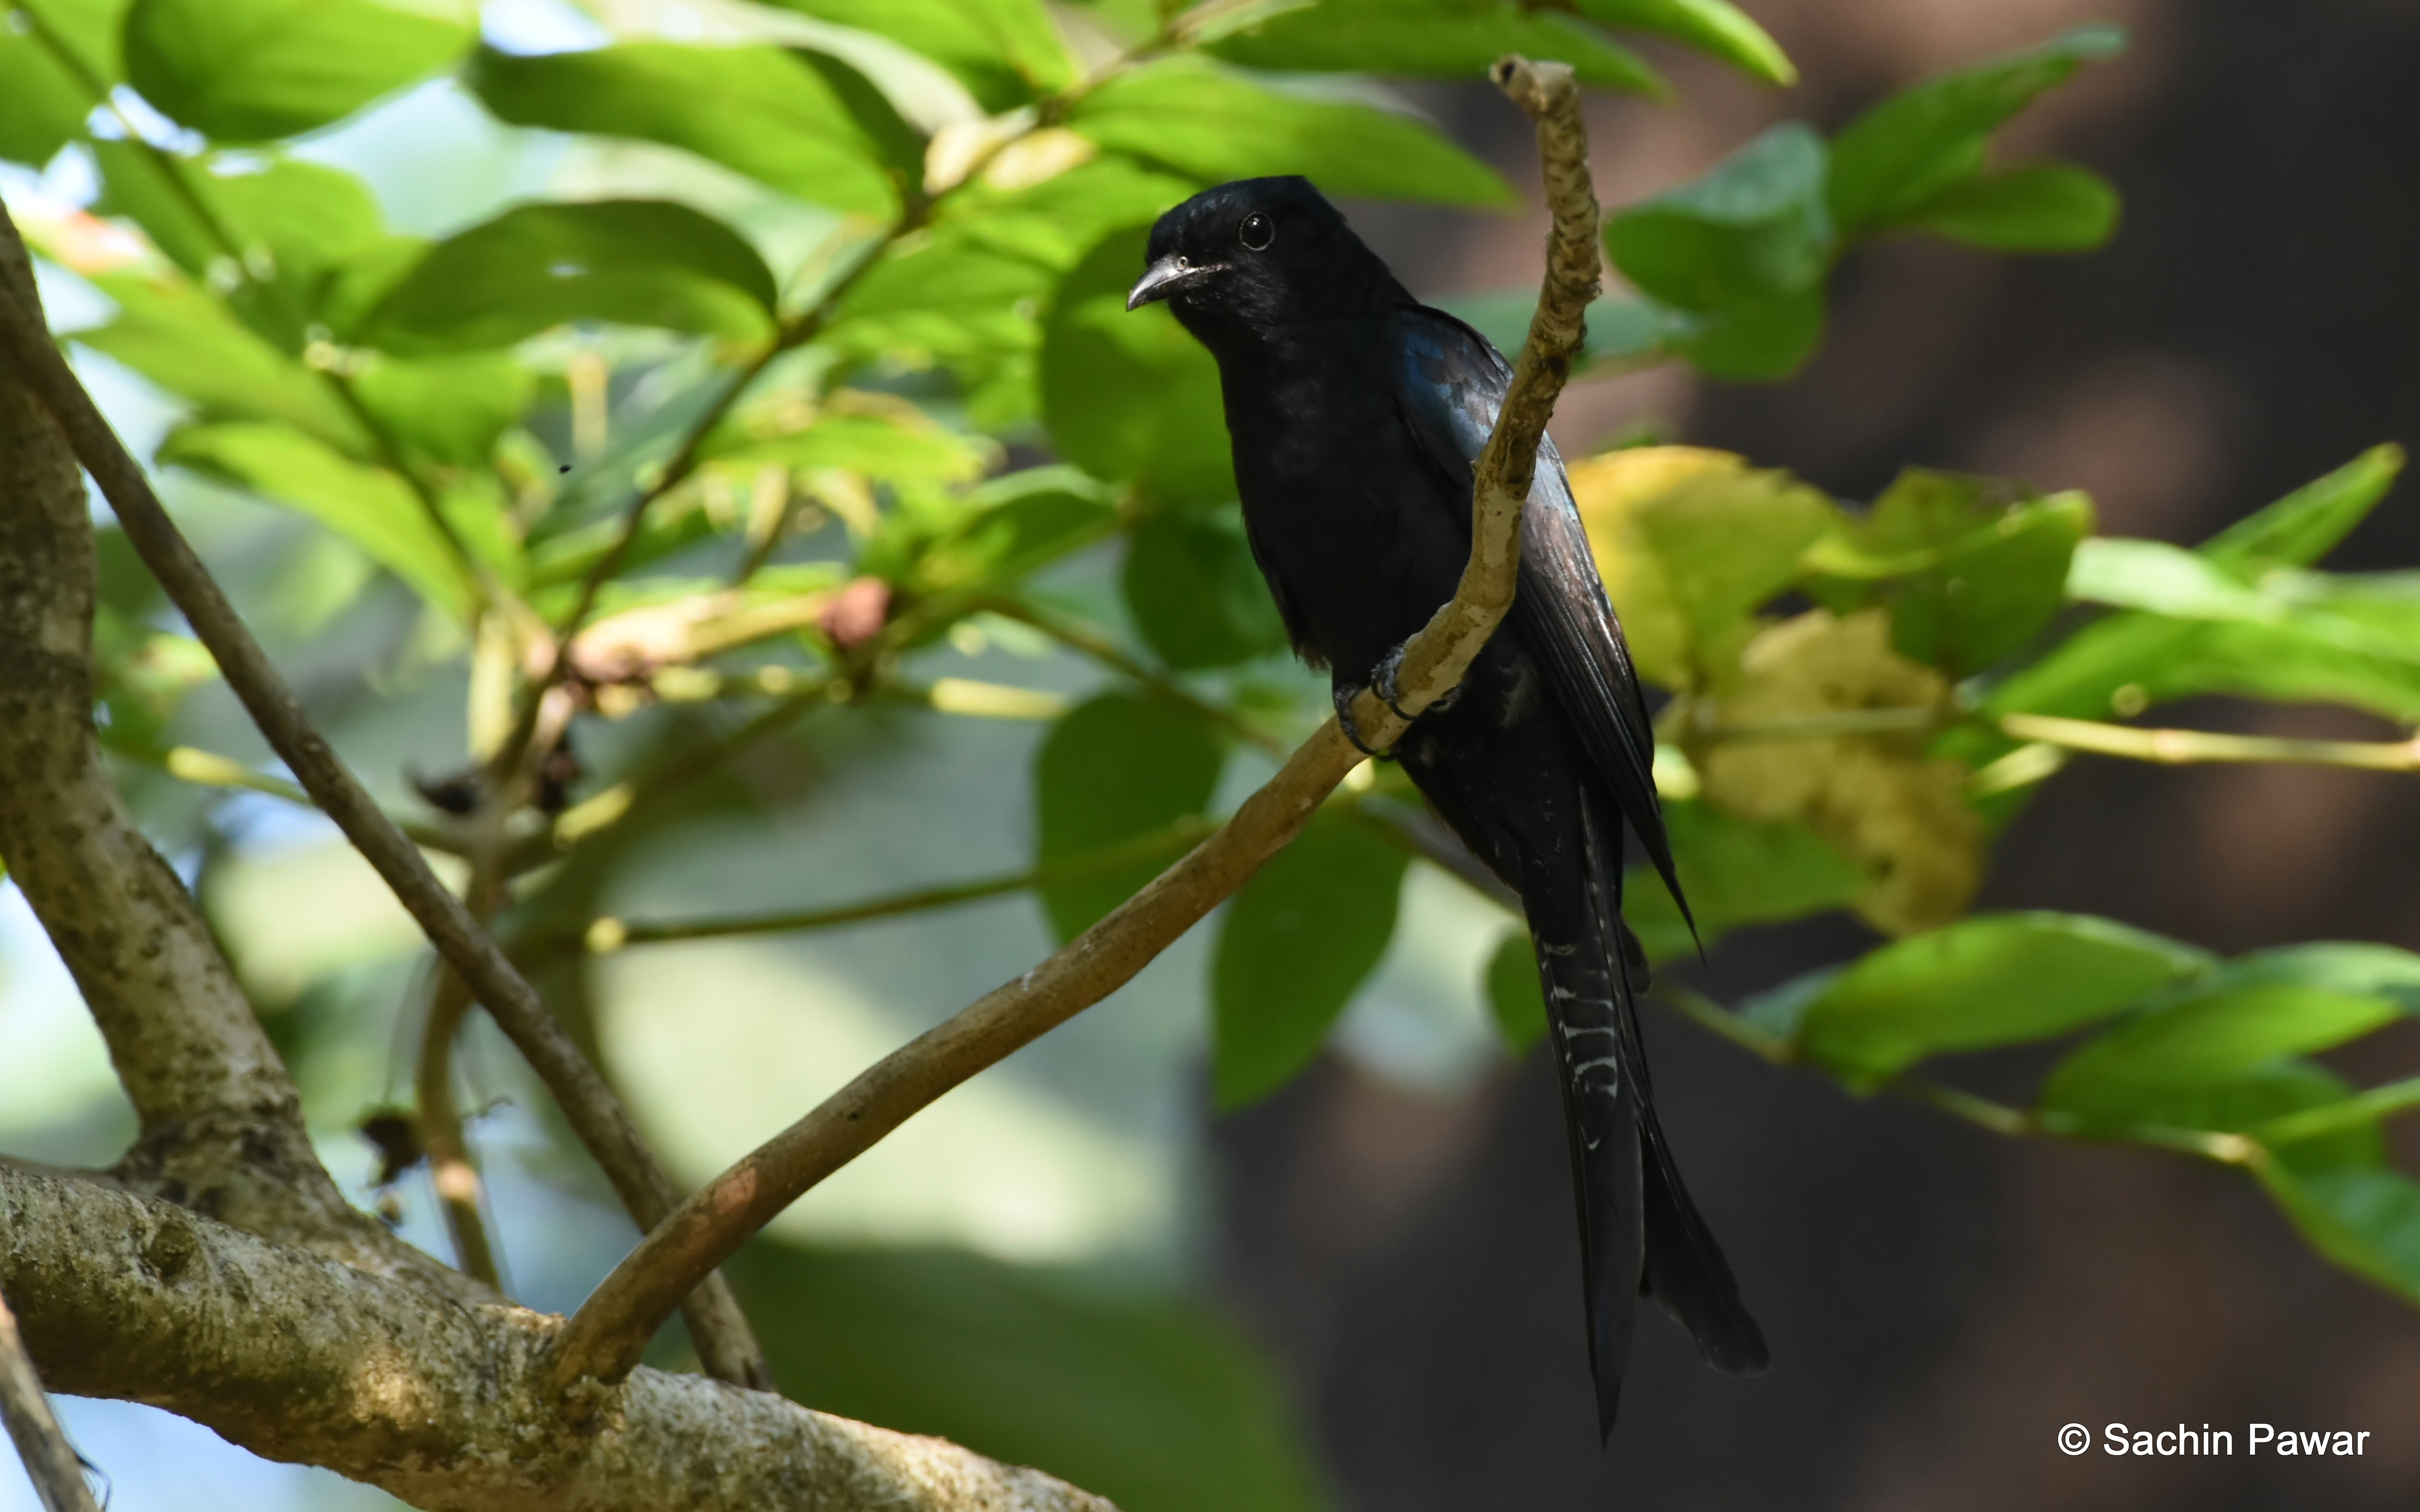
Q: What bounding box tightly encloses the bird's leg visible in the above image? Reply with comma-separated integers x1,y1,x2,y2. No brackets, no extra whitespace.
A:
1372,637,1456,720
1330,678,1392,759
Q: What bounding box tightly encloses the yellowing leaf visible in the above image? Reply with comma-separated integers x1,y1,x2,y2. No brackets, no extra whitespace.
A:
1683,608,1979,935
1569,444,1835,692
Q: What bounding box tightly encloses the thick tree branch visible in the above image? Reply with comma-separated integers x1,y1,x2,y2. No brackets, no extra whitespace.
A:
0,218,363,1252
0,199,768,1388
547,55,1599,1389
0,1289,101,1512
0,1168,1113,1511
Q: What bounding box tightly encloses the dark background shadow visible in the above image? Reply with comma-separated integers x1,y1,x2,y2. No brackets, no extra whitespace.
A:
1216,3,2420,1505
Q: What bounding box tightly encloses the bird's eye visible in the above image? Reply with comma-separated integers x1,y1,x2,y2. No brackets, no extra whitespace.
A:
1238,212,1275,251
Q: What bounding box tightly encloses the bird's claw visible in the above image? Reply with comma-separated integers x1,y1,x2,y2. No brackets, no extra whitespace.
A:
1331,682,1390,759
1373,640,1455,720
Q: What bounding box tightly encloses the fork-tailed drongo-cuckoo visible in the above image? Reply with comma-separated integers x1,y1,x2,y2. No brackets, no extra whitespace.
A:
1128,176,1766,1438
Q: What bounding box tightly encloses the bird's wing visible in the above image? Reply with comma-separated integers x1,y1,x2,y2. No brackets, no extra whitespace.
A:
1391,304,1690,927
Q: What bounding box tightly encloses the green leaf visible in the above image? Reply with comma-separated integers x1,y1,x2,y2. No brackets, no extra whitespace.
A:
900,465,1121,591
1898,163,2118,253
74,270,371,453
1485,930,1547,1052
1606,123,1832,312
124,0,473,141
1622,801,1866,963
1574,0,1794,85
2257,1164,2420,1306
729,1242,1327,1512
2201,443,2405,577
1212,808,1408,1107
1790,911,2212,1082
0,0,119,166
1807,471,2094,675
1569,445,1836,691
156,420,470,616
1210,2,1665,96
1041,225,1234,505
1033,692,1227,942
1670,283,1825,381
92,149,389,330
2043,944,2420,1121
771,0,1077,110
2065,537,2284,622
365,200,779,353
348,352,533,468
1069,58,1516,209
1122,508,1290,671
466,43,913,220
1827,24,2126,234
2068,1060,2385,1173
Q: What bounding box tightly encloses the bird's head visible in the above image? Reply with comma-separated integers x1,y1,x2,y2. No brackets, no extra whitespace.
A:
1127,177,1399,350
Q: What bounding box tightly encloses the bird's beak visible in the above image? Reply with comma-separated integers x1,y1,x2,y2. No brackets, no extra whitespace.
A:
1127,254,1217,311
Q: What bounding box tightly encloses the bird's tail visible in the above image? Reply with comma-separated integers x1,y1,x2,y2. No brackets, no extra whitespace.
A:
1525,786,1767,1441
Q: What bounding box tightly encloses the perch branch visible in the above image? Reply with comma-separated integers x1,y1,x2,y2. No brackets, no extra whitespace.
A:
545,54,1599,1389
0,201,769,1390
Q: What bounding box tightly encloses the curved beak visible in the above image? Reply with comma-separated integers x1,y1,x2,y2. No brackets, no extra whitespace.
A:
1127,254,1218,311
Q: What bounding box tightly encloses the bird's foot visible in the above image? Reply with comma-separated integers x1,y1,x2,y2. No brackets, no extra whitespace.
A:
1372,640,1455,720
1331,681,1392,759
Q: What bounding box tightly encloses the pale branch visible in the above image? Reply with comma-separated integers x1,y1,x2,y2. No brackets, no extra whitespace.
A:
0,1168,1115,1512
0,1287,102,1512
545,54,1600,1389
0,200,771,1390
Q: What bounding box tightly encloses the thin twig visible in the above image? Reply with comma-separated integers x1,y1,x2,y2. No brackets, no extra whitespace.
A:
543,54,1600,1391
0,201,772,1392
100,735,471,854
415,858,513,1290
578,816,1218,954
0,1288,103,1512
2253,1074,2420,1146
978,595,1283,752
1997,712,2420,771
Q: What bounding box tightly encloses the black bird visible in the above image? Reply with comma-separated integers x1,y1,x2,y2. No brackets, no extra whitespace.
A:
1128,177,1767,1437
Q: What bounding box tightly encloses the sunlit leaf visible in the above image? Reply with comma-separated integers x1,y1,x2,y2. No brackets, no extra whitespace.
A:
156,419,470,616
2257,1164,2420,1306
1684,609,1979,935
1606,123,1832,312
365,200,779,352
1779,910,2211,1082
74,270,371,453
1807,470,2093,675
1575,0,1794,85
2043,943,2420,1120
770,0,1078,110
2200,443,2404,578
125,0,473,141
467,43,913,220
1898,163,2119,253
1569,445,1835,692
1033,692,1226,941
1826,24,2125,234
0,0,122,166
1069,57,1515,209
1210,2,1665,96
900,465,1122,592
1211,808,1408,1107
349,351,532,468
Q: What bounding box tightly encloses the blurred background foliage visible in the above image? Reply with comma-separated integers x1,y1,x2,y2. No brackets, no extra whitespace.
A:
0,0,2415,1507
